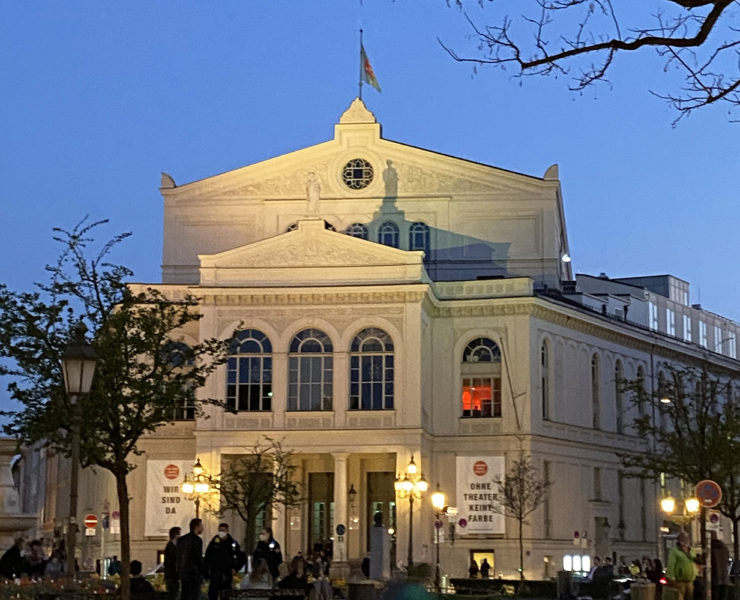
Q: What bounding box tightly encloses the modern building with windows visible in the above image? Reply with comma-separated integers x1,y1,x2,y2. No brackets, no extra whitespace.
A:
18,98,738,579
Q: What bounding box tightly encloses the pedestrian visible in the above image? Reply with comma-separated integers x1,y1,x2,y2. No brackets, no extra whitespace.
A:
26,540,47,577
108,555,122,576
647,558,663,600
177,518,206,600
164,526,181,600
666,532,697,600
205,523,245,600
587,557,602,581
0,538,26,579
468,559,479,578
480,558,491,579
130,560,155,597
253,527,282,582
710,532,730,600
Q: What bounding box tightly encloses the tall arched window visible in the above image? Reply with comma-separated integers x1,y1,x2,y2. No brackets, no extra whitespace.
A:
349,328,394,410
615,360,624,433
591,354,600,429
378,222,400,248
408,222,430,256
227,329,272,412
346,223,368,240
162,341,196,420
288,329,333,411
461,337,502,418
541,341,551,420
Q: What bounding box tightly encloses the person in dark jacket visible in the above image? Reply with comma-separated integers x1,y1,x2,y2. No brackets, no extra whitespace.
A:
164,526,181,600
253,527,282,582
0,538,26,579
130,560,155,596
205,523,245,600
177,518,205,600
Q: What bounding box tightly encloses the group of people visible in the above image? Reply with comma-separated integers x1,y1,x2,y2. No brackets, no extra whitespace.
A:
0,538,66,581
468,558,492,578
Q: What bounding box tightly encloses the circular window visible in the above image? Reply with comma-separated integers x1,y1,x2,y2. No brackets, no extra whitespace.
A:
341,158,374,190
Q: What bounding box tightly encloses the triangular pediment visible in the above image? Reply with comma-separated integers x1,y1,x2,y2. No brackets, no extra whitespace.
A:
198,219,427,286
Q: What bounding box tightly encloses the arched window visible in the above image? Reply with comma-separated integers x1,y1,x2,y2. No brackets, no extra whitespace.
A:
162,341,196,420
541,341,551,420
288,329,333,411
346,223,368,240
408,222,430,256
378,222,399,248
461,337,502,418
227,329,272,412
591,354,600,429
615,360,624,433
349,328,394,410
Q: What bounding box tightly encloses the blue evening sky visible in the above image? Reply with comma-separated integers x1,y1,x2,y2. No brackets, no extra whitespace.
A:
1,1,738,328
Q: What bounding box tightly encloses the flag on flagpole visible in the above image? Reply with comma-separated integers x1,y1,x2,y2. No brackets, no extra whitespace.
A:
361,44,381,92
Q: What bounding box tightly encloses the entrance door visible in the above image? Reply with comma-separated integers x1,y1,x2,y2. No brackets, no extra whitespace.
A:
309,472,334,553
366,472,395,552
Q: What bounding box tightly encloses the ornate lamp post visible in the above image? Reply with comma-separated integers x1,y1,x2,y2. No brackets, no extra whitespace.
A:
181,458,211,518
661,493,700,529
61,322,97,579
431,485,448,592
394,455,428,567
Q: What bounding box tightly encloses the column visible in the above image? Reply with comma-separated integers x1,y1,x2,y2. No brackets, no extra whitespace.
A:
332,453,350,575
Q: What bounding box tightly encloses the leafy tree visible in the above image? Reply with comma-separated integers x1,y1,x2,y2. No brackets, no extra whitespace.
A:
441,1,739,123
619,365,740,566
0,219,232,600
205,437,302,553
491,452,551,580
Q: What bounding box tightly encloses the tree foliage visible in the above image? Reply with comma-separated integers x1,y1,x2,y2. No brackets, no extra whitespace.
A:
442,1,740,123
491,452,551,580
0,219,232,600
206,437,302,552
619,365,740,563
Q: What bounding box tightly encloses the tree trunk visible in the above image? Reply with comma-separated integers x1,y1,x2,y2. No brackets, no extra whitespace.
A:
243,502,257,569
116,468,131,600
519,517,524,580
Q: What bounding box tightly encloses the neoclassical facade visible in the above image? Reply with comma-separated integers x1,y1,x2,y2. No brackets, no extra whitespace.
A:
19,99,738,580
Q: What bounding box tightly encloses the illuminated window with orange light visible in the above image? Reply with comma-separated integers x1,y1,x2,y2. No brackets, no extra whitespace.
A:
461,337,502,418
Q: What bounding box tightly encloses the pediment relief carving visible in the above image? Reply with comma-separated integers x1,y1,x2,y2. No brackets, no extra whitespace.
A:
220,162,329,198
220,238,388,268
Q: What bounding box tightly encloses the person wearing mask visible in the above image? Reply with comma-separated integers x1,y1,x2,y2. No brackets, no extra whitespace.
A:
253,527,282,583
177,518,205,600
164,526,181,600
205,523,245,600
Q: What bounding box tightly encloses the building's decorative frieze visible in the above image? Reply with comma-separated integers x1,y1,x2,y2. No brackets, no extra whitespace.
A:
200,290,426,306
286,415,334,429
218,162,329,198
223,416,273,430
459,419,503,436
399,163,493,194
346,414,395,429
221,238,382,268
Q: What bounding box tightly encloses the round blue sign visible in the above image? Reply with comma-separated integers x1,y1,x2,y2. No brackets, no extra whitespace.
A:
336,524,346,535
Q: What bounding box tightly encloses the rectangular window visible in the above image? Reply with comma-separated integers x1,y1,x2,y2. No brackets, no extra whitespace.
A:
666,309,675,336
683,315,692,342
461,377,501,417
649,302,659,331
729,332,737,359
714,326,723,353
699,321,708,348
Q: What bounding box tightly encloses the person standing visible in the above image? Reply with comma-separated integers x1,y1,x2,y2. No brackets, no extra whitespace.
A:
710,532,730,600
253,528,282,583
205,523,245,600
177,518,205,600
480,558,491,579
667,532,698,600
164,526,181,600
468,559,479,578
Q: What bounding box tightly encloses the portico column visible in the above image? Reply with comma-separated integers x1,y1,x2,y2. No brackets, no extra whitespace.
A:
332,453,349,570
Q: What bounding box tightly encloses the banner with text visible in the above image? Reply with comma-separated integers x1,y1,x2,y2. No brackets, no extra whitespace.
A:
145,460,196,537
456,456,505,535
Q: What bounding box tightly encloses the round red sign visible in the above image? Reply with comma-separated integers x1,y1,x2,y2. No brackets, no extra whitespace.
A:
473,461,488,476
695,480,722,508
84,514,98,528
164,464,180,480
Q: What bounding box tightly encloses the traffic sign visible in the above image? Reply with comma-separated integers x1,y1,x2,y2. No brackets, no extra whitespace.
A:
695,480,722,508
84,514,98,528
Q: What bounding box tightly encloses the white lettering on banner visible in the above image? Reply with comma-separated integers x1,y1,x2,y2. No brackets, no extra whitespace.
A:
145,460,197,537
456,456,505,535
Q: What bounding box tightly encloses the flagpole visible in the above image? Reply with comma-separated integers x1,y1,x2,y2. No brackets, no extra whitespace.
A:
359,28,364,100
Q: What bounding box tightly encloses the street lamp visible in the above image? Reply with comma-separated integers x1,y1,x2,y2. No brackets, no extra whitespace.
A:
394,455,428,567
181,458,211,518
660,493,700,528
431,485,448,592
61,321,97,579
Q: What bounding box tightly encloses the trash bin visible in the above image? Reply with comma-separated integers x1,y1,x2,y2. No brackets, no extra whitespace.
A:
557,571,573,600
631,582,655,600
349,581,377,600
